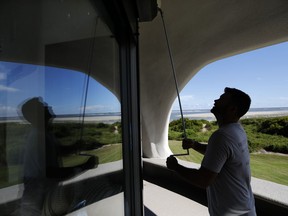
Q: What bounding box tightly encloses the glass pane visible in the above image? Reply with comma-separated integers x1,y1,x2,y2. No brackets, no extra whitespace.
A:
0,1,124,215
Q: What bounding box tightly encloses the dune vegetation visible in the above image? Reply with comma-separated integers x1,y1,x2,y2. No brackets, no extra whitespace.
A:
168,117,288,186
1,116,287,188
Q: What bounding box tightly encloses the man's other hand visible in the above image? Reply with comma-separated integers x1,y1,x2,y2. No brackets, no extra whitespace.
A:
82,156,98,170
166,155,178,171
182,138,195,149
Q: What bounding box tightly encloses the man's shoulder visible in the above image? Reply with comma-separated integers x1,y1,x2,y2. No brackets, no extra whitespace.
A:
211,123,244,142
218,123,243,133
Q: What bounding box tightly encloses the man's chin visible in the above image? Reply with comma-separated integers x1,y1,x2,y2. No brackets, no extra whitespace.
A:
211,107,219,117
210,107,215,114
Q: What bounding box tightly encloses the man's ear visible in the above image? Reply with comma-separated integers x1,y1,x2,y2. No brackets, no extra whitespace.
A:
227,104,238,115
230,105,238,116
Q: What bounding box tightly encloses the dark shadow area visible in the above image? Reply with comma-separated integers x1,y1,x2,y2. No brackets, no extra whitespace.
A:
144,206,157,216
143,161,207,207
143,160,288,216
42,170,123,215
0,170,123,216
254,195,288,216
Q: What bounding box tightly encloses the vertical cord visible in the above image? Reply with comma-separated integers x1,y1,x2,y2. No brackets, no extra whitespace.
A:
158,8,189,156
78,17,99,153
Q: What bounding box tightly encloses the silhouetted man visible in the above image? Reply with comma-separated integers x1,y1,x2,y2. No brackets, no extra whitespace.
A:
167,87,256,216
19,97,96,215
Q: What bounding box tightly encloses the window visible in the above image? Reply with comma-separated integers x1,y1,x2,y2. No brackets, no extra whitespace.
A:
0,1,141,215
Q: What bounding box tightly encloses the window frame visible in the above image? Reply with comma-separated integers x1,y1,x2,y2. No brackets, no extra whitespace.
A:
101,1,143,215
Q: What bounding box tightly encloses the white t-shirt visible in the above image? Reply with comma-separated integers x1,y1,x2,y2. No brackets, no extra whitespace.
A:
202,123,256,216
23,128,46,179
23,127,59,179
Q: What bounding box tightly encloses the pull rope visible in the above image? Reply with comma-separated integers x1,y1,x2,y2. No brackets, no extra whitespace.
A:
78,17,99,155
158,8,189,156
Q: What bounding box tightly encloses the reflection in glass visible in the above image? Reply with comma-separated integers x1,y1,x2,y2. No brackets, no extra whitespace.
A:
1,0,125,214
19,97,98,215
0,61,123,215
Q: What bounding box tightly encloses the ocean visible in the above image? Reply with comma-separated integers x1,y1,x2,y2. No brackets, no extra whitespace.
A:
2,108,288,123
170,107,288,122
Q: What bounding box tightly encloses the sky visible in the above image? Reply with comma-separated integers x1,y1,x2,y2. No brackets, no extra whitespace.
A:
0,41,288,117
0,63,121,117
173,41,288,110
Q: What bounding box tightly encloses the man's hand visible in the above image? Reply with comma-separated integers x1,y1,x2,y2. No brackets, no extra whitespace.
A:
182,138,195,149
166,155,179,171
82,156,98,170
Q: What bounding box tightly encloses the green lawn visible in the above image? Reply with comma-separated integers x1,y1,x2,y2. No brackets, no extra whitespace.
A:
250,153,288,185
0,144,123,189
2,142,287,189
169,140,204,163
169,140,288,186
62,144,122,166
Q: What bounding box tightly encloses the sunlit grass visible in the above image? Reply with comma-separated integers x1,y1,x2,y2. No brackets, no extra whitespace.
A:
2,142,287,189
250,153,288,185
62,144,122,166
169,140,203,163
0,144,122,189
0,165,22,189
84,144,122,164
169,140,288,186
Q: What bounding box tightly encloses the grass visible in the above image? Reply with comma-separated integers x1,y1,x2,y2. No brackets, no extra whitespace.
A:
0,165,22,188
169,140,204,163
169,140,288,186
250,153,288,185
80,144,122,164
62,144,122,166
0,144,122,189
1,141,287,188
169,117,288,153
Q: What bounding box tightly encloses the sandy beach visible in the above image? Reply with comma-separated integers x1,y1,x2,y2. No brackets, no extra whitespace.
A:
54,115,122,123
178,110,288,121
35,110,288,123
2,110,288,124
243,110,288,118
56,110,288,123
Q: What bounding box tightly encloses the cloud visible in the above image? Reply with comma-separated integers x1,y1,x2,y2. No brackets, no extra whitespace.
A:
176,95,195,106
173,94,196,109
0,105,18,116
80,104,119,112
172,94,214,110
256,76,262,81
278,96,288,101
181,95,195,101
0,73,7,80
0,85,19,92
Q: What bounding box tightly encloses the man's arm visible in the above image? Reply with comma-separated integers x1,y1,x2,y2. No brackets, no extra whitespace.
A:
182,138,207,155
166,156,217,189
47,156,97,179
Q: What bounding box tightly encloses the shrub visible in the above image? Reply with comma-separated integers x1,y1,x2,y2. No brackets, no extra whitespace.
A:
168,129,182,140
257,117,288,137
264,144,288,154
169,118,211,133
95,123,109,128
169,117,288,154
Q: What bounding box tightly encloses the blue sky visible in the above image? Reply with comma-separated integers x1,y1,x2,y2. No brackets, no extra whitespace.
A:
173,41,288,110
0,41,288,117
0,63,120,117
